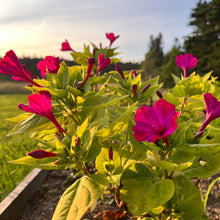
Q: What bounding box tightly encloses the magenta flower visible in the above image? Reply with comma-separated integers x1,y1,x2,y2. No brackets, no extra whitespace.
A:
37,56,60,78
18,91,66,134
83,57,96,84
115,63,125,80
27,149,56,159
61,39,74,52
131,70,137,79
77,58,96,88
106,33,120,48
196,93,220,137
95,54,111,75
175,53,197,78
0,50,39,86
133,99,179,146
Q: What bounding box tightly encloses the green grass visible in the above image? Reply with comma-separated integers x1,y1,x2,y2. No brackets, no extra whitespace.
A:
0,94,37,201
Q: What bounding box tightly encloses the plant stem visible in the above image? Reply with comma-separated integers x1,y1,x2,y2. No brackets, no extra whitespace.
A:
164,169,169,179
179,96,186,116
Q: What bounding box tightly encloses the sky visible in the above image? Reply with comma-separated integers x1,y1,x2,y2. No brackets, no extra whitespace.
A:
0,0,202,63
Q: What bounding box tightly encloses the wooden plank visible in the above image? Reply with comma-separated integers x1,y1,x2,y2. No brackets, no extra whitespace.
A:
0,168,50,220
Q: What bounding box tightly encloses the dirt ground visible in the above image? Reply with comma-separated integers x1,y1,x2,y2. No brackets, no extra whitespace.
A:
20,170,220,220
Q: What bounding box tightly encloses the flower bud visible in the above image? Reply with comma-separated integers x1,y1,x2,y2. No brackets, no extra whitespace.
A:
156,90,163,99
77,81,84,89
108,146,113,160
115,63,125,80
26,149,56,159
93,48,96,57
75,136,80,146
132,84,137,98
142,83,151,93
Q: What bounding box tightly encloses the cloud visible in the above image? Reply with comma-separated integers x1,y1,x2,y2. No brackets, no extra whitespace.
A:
0,0,199,62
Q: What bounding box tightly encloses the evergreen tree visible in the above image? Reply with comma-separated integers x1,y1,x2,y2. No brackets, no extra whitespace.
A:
184,0,220,75
142,33,164,80
159,39,182,88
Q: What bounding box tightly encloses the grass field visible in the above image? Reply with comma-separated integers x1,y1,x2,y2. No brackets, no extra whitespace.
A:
0,94,37,201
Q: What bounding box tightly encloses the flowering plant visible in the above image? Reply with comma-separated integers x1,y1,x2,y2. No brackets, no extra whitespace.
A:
1,33,220,220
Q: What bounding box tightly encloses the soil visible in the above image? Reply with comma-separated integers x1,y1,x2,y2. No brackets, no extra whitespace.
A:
20,170,220,220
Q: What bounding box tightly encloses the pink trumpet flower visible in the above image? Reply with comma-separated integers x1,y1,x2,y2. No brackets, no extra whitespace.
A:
77,58,96,88
27,149,56,159
37,56,60,78
18,91,66,134
95,54,111,75
196,93,220,137
0,50,40,86
106,33,120,48
61,39,74,52
131,70,137,79
83,58,96,84
175,53,197,78
133,99,179,146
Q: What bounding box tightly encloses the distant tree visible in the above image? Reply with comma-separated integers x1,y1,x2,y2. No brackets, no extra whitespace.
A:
159,38,182,88
184,0,220,75
142,33,164,80
104,61,141,73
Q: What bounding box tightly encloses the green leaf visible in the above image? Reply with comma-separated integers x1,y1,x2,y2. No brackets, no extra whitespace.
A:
171,73,181,84
120,143,146,166
137,217,154,220
87,75,108,86
171,74,209,97
33,78,53,87
168,151,195,164
52,173,108,220
9,156,59,170
71,52,88,66
180,153,220,178
96,147,123,185
96,76,112,95
138,84,161,103
66,85,83,96
82,121,101,161
6,113,30,124
120,163,174,216
68,65,84,86
171,175,208,219
56,62,69,89
175,143,220,155
32,86,68,99
7,114,54,135
76,117,89,138
146,150,193,172
141,76,159,88
96,103,137,141
83,94,129,111
55,136,70,157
